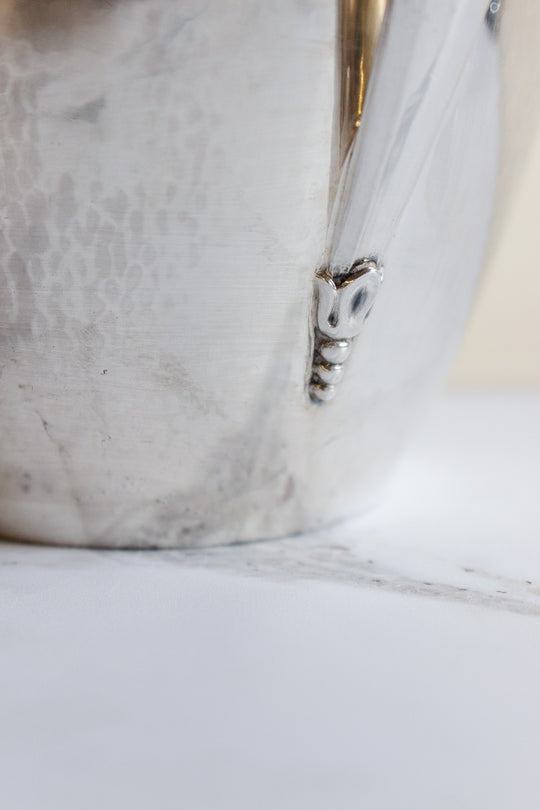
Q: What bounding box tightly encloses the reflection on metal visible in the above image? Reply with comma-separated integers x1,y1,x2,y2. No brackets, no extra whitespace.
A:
309,260,382,403
337,0,387,169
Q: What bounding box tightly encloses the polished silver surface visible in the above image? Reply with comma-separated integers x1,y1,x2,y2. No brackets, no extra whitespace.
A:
0,0,501,546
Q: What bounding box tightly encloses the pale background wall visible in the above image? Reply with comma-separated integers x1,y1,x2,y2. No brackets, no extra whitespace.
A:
450,136,540,387
449,2,539,388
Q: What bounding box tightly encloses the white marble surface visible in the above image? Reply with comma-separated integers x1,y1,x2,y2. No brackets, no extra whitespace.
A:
2,392,540,809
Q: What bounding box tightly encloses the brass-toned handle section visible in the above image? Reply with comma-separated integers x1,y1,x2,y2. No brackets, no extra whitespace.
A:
310,0,388,404
335,0,387,174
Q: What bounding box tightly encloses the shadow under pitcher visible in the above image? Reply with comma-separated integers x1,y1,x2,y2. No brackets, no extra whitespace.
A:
0,0,509,546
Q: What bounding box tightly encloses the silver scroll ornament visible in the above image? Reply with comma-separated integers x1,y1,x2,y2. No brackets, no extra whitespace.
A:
309,260,383,403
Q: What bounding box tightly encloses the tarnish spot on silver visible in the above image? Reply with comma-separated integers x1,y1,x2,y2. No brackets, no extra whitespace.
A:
65,96,105,124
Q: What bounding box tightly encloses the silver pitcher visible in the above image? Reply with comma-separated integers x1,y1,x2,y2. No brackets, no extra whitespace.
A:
0,0,517,546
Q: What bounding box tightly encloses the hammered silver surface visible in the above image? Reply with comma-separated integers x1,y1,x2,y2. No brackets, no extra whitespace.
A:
0,0,499,546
